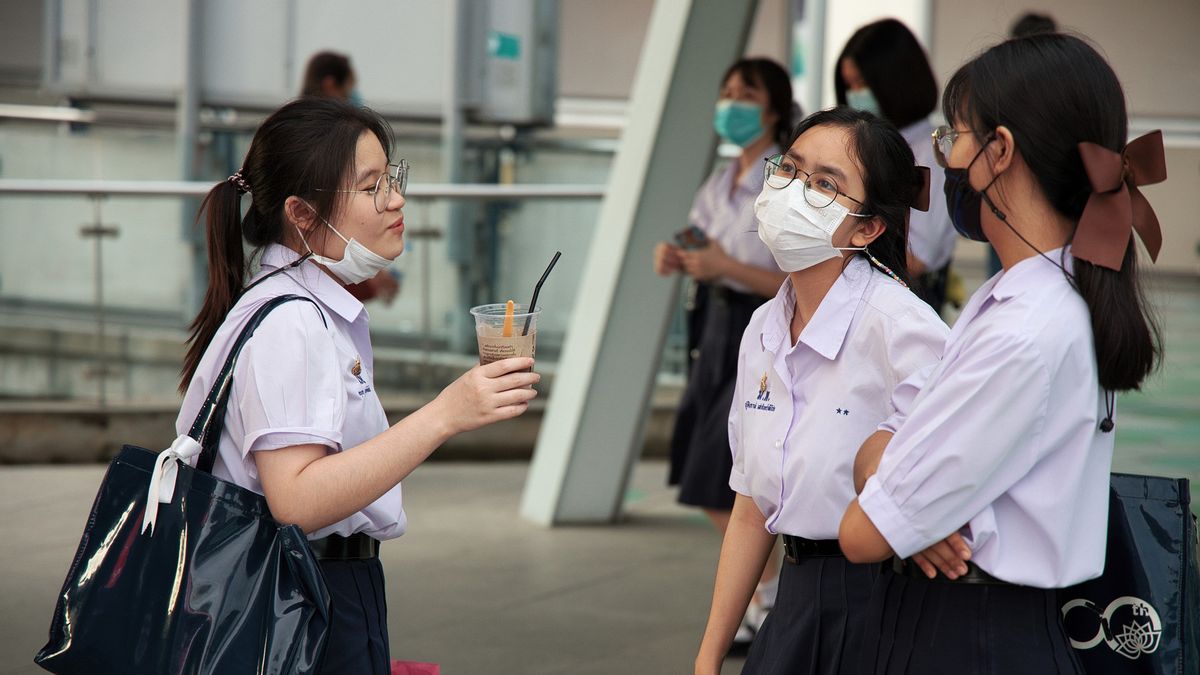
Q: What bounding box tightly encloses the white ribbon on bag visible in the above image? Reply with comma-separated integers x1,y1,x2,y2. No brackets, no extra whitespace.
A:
141,435,203,535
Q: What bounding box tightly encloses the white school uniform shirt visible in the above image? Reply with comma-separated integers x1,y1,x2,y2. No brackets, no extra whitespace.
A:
176,244,405,541
688,146,784,293
859,248,1112,588
728,256,948,539
901,119,956,272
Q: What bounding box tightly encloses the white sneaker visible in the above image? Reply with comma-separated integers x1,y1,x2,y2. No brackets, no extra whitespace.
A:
745,600,771,634
755,576,780,608
733,620,754,645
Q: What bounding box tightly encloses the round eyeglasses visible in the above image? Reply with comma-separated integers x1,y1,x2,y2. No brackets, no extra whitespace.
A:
317,159,409,212
931,126,985,169
762,154,867,211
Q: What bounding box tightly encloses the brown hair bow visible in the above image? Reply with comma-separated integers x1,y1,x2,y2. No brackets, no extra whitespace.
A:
1072,130,1166,271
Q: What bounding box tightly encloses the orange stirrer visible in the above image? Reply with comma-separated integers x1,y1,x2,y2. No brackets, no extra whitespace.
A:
502,300,515,337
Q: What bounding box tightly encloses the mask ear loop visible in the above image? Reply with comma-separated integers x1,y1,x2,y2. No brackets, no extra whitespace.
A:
862,248,908,289
974,135,1080,288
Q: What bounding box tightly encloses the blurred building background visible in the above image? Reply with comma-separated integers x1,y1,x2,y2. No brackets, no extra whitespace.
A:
1,0,1194,409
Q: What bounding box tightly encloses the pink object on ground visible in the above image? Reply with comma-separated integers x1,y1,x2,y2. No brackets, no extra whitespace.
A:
391,660,440,675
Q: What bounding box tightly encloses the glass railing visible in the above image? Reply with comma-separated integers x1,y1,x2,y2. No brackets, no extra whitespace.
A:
0,120,692,404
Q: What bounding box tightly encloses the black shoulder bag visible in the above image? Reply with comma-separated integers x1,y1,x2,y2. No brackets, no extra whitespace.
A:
35,294,332,674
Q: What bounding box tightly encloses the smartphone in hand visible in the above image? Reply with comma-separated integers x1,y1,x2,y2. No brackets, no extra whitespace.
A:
673,225,709,250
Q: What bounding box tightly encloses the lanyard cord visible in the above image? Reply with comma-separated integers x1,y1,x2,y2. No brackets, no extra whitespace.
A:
241,252,312,295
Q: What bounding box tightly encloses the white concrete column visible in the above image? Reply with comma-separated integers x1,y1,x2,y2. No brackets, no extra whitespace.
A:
520,0,760,524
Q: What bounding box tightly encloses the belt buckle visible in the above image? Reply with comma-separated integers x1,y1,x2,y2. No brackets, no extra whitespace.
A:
783,536,800,564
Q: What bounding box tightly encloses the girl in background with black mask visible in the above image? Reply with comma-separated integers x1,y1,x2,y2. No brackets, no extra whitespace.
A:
840,33,1165,674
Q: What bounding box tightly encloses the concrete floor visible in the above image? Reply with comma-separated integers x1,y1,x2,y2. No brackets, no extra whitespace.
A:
0,460,749,675
2,275,1197,675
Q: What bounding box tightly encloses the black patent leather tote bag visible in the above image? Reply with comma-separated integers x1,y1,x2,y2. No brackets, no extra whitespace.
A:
35,295,331,674
1059,474,1200,675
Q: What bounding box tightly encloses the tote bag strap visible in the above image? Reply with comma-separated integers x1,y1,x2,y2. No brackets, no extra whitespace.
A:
188,294,327,474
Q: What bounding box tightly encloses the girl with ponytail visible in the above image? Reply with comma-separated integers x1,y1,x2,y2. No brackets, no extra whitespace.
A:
177,97,538,673
839,33,1165,673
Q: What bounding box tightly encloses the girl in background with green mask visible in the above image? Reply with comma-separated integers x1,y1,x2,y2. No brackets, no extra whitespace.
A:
836,19,956,314
653,57,796,649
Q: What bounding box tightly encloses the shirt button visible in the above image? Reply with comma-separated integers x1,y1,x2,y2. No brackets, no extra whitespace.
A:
774,440,782,448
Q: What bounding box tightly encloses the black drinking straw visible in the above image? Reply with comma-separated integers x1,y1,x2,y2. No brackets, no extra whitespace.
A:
522,251,561,336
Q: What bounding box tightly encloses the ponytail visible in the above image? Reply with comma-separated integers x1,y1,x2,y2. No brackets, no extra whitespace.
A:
177,97,395,394
180,179,246,392
1072,241,1162,391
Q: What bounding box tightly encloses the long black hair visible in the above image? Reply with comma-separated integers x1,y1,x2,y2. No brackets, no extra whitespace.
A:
722,58,797,148
943,33,1161,391
835,19,937,129
181,97,393,391
787,107,926,288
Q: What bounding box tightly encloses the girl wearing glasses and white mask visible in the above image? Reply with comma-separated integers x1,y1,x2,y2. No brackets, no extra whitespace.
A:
840,34,1165,674
178,97,538,674
695,107,948,675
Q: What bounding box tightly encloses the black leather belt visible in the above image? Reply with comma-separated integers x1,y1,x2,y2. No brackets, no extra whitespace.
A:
782,535,843,562
892,556,1010,585
308,532,380,560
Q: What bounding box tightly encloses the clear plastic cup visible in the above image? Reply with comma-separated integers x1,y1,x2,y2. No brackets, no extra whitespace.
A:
469,303,540,365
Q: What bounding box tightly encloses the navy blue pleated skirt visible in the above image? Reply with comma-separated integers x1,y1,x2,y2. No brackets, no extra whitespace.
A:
318,558,391,674
670,286,769,510
854,564,1084,674
742,555,882,675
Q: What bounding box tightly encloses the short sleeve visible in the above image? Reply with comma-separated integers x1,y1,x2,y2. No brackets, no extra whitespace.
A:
879,304,948,433
878,362,938,434
234,302,346,461
858,329,1050,558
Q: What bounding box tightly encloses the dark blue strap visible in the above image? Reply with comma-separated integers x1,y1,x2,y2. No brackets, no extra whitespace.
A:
188,294,327,474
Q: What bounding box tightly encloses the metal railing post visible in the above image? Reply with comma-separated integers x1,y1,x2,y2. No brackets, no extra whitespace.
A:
80,196,118,407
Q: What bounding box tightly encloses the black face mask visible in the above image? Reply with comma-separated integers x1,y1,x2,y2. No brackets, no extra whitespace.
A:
943,139,1000,242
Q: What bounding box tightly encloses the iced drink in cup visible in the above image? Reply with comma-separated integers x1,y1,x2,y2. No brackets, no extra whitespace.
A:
469,303,540,365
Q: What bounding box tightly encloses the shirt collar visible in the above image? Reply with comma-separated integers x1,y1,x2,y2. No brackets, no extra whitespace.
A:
759,256,873,360
989,246,1073,302
257,243,366,323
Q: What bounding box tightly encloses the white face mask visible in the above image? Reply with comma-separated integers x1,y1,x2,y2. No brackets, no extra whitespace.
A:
753,182,870,272
296,208,394,285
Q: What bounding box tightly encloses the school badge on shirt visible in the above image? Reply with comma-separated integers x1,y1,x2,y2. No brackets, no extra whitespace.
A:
745,371,777,412
351,356,372,396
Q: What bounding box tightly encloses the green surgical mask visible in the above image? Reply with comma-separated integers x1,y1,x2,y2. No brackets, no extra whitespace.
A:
713,99,765,147
846,88,882,118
